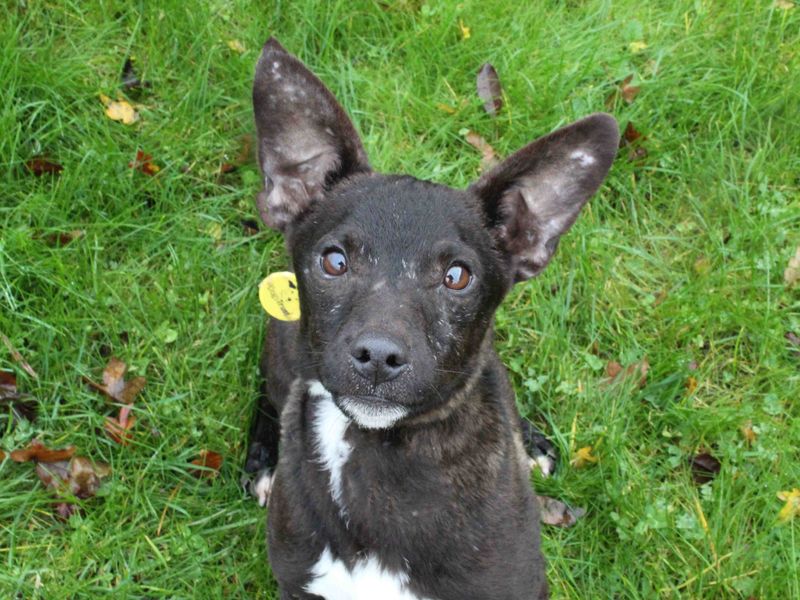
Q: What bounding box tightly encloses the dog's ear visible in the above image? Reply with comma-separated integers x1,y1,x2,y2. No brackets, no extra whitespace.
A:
470,113,619,282
253,38,371,231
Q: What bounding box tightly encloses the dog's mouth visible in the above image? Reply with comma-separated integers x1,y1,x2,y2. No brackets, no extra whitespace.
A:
337,395,409,430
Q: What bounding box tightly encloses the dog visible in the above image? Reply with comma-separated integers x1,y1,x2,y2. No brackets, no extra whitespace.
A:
242,37,619,600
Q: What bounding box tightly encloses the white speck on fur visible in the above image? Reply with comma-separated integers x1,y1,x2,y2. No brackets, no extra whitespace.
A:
305,547,429,600
570,149,595,166
530,455,555,478
340,397,409,430
254,471,274,507
309,381,352,515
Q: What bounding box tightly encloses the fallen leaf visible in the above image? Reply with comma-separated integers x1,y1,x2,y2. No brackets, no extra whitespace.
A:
777,488,800,522
629,41,648,53
104,405,136,445
128,150,160,176
10,439,76,463
435,102,457,114
38,229,85,247
459,20,471,40
207,222,223,243
619,122,648,162
570,446,599,468
602,358,649,389
217,134,253,178
622,121,643,145
537,495,586,527
685,376,698,395
740,420,756,445
476,63,503,117
191,450,224,478
690,452,721,485
775,0,795,9
84,357,146,405
605,75,641,109
36,456,111,517
0,331,39,379
100,94,138,125
0,370,37,422
227,39,246,53
25,157,63,176
464,131,499,171
120,57,151,95
784,246,800,287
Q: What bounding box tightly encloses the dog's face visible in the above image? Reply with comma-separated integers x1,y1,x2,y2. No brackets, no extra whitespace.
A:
253,38,619,428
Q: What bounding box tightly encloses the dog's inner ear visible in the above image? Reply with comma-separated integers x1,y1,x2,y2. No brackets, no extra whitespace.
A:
253,38,371,231
470,113,620,283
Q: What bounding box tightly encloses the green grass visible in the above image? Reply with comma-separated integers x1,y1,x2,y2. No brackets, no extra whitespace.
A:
1,0,799,597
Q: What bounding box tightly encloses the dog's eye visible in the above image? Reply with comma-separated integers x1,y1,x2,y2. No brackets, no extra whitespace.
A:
443,263,471,291
321,249,348,276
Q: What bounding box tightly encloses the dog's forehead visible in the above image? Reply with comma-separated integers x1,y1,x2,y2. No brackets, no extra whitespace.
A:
317,175,486,251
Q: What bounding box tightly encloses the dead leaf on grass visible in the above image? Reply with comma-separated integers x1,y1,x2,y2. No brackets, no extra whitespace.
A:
26,157,63,176
0,370,37,422
84,357,146,405
605,74,641,109
777,488,800,522
570,446,599,468
464,131,499,171
128,150,160,176
99,94,138,125
36,456,111,517
602,358,649,389
191,449,223,478
218,134,253,177
10,439,76,463
690,451,721,485
740,420,756,445
0,331,39,379
476,63,503,116
104,404,136,445
774,0,795,9
537,495,586,527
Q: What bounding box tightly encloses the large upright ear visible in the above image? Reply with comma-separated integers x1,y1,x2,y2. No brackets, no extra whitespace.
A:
253,38,371,231
469,113,619,282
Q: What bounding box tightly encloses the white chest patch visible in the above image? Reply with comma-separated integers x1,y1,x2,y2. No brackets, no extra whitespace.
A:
305,547,429,600
309,381,352,515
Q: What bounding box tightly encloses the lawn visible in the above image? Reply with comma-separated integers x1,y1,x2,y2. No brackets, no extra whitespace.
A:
1,0,799,598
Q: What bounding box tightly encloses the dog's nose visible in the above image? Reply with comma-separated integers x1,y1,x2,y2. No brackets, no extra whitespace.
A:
349,334,409,384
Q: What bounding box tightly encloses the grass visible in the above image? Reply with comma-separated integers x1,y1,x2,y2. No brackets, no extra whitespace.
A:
1,0,798,597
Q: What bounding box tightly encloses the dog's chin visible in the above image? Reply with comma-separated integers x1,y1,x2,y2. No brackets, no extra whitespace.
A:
337,395,409,430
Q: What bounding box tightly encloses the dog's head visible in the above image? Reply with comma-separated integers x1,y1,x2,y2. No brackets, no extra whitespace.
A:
253,38,619,429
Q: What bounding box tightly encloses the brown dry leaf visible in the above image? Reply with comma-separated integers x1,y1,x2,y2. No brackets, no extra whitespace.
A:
218,134,254,177
537,496,586,527
38,229,86,247
10,439,76,463
36,456,111,517
464,131,499,172
104,405,136,445
603,358,649,389
0,370,37,422
619,122,648,162
191,450,224,478
605,75,641,109
690,451,721,485
740,420,756,445
784,246,800,287
26,157,63,176
99,94,138,125
570,446,599,468
685,376,698,395
84,357,146,405
128,150,160,176
476,63,503,117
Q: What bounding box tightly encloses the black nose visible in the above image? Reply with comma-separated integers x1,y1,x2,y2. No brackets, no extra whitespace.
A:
349,334,409,384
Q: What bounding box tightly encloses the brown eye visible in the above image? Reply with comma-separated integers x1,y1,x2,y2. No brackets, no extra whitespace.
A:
321,249,348,276
444,263,471,290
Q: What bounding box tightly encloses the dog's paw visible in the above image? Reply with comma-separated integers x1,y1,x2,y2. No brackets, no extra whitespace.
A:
521,420,559,478
241,468,275,507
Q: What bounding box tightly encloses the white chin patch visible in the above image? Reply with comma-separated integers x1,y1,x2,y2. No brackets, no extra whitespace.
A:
339,397,409,430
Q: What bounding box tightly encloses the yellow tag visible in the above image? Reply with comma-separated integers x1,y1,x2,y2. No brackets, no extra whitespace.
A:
259,272,301,321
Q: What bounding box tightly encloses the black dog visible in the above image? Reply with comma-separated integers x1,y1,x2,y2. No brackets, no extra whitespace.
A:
243,38,618,599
